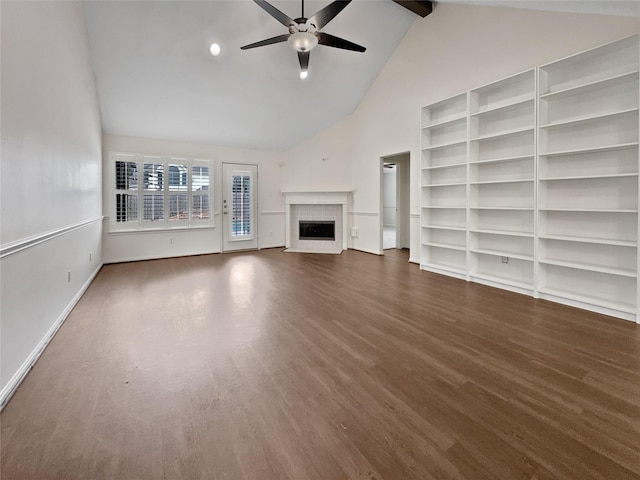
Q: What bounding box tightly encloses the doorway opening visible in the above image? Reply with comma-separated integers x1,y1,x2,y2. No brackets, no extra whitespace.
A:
380,152,410,253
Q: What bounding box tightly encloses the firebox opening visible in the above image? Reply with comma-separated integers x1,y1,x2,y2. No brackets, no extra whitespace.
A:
299,221,335,241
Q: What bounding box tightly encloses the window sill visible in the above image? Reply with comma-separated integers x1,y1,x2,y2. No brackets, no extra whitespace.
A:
109,225,215,235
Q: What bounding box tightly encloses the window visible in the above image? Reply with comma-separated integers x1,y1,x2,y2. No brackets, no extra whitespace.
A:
111,153,212,231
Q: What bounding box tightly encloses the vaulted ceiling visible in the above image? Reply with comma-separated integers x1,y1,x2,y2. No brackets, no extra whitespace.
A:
82,1,639,152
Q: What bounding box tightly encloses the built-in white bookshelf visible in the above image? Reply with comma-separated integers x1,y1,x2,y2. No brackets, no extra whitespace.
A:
469,69,536,294
421,93,468,279
420,34,640,322
537,35,639,321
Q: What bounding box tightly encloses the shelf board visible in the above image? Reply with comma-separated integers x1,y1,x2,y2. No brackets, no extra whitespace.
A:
471,206,534,211
422,114,467,130
422,139,467,151
423,182,466,187
539,107,639,129
539,172,638,181
470,272,533,291
470,126,534,142
422,162,467,170
423,241,466,251
541,142,639,157
538,233,637,247
422,206,467,210
470,178,534,185
539,207,638,213
470,248,533,261
539,258,636,278
424,224,467,232
470,96,535,117
470,154,534,166
470,228,533,238
538,286,637,315
422,262,467,277
539,70,639,100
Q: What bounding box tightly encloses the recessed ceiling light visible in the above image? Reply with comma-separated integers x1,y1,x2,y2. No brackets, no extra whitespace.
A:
300,70,309,80
209,43,221,56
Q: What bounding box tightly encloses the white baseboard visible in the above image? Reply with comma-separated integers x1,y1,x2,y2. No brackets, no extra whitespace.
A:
409,257,420,264
0,263,103,410
349,247,383,256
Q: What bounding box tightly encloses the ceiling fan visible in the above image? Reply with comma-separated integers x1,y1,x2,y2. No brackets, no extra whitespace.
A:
241,0,366,79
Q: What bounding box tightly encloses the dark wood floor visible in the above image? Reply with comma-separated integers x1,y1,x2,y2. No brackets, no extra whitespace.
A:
2,248,640,479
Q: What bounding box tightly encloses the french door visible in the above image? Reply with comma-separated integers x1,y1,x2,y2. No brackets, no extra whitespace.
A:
222,163,258,252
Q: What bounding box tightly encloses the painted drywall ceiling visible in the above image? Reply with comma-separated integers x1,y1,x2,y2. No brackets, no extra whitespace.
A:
84,1,639,152
437,0,640,17
82,0,417,151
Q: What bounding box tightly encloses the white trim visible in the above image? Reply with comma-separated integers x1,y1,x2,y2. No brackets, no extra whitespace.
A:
260,211,285,215
0,217,103,259
104,250,220,264
348,211,379,216
0,262,103,410
350,247,383,256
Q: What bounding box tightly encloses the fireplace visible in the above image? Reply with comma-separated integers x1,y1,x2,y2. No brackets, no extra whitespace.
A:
282,191,351,254
299,221,335,241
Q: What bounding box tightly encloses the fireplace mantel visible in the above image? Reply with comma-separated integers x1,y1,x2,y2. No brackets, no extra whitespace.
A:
283,191,351,253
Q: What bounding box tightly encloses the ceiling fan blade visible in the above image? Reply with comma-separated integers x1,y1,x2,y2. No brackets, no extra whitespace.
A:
253,0,295,28
298,51,310,71
308,1,352,30
241,34,290,50
316,32,366,52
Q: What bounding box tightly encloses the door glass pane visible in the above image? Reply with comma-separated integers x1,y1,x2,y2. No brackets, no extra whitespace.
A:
231,175,251,237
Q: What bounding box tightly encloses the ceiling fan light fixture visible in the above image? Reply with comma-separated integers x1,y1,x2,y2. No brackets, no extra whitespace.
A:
299,70,309,80
288,31,318,52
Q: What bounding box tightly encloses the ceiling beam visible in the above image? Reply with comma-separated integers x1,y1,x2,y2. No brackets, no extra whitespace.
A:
392,0,433,17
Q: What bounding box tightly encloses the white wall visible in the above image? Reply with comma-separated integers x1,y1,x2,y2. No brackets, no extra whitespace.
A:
282,3,640,257
383,166,397,227
0,2,103,406
102,134,285,263
281,115,354,191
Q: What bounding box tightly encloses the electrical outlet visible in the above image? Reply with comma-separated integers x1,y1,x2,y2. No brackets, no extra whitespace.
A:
501,256,509,264
89,252,92,263
67,270,71,283
169,237,174,244
269,231,273,237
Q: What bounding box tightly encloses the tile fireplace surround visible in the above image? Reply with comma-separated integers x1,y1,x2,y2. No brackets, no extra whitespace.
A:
283,191,351,254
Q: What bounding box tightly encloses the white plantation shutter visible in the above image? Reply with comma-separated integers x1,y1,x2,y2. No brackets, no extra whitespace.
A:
111,153,212,231
231,174,251,237
142,158,164,226
191,164,210,222
114,154,139,224
168,161,189,226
